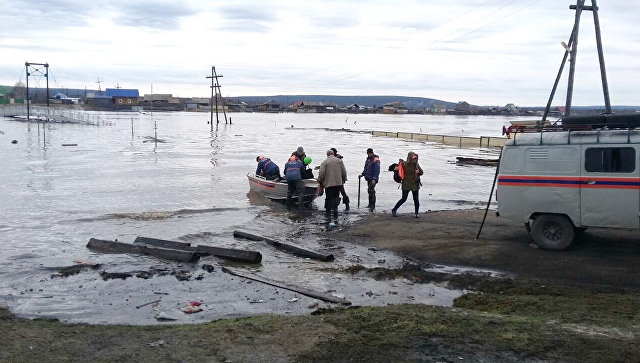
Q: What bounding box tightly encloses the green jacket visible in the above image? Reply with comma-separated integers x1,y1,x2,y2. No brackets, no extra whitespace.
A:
401,151,423,191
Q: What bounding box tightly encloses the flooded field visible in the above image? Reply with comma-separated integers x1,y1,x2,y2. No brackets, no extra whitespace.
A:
0,111,533,324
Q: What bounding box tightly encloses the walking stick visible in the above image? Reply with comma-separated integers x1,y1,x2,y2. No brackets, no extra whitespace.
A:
476,150,502,239
357,176,362,208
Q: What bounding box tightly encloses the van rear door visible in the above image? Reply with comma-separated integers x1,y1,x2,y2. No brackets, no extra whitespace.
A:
580,145,640,228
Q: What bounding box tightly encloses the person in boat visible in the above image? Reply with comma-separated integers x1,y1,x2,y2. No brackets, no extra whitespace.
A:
318,149,347,219
255,156,281,181
360,148,380,212
391,151,423,218
293,146,314,179
331,147,350,211
284,154,305,209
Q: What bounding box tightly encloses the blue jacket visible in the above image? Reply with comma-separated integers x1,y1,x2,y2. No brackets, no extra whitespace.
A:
256,158,280,177
362,154,380,181
284,159,304,182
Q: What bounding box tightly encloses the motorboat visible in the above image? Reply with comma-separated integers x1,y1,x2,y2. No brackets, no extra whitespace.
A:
247,174,319,203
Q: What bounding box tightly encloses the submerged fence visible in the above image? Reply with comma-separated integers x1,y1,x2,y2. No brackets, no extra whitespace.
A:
372,130,507,148
1,105,104,126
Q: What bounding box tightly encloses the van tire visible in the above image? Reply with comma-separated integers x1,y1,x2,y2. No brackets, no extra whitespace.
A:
531,214,575,251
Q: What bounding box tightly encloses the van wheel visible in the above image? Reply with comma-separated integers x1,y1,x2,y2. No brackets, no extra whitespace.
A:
531,215,575,251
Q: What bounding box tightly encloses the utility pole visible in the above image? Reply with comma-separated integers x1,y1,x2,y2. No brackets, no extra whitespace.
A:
543,0,612,120
95,78,102,94
24,62,49,121
205,66,229,131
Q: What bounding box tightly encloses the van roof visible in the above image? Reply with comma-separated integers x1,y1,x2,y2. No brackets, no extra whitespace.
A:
506,130,640,146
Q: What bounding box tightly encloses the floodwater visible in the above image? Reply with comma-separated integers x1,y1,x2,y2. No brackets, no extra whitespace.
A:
0,111,532,325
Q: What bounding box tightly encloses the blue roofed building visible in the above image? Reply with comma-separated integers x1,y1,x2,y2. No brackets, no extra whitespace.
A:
105,88,139,106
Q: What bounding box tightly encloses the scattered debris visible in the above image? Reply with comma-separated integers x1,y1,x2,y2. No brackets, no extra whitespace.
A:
136,299,161,309
222,266,350,305
134,236,262,263
288,298,299,303
61,143,78,147
202,264,215,273
233,230,334,262
181,301,203,314
307,301,319,309
100,271,133,280
455,157,499,166
87,238,199,262
147,340,165,347
154,312,178,321
249,299,265,304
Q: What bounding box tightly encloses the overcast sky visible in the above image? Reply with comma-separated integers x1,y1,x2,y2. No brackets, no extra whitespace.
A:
1,0,638,106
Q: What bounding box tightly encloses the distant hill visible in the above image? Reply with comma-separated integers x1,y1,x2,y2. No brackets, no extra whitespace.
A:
232,95,458,109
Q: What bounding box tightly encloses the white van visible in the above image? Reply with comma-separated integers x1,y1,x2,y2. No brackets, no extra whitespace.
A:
496,129,640,250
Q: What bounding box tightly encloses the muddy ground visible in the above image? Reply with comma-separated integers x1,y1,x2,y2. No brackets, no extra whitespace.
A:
2,209,639,362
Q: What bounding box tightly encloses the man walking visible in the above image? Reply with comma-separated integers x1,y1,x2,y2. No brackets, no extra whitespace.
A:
360,148,380,212
331,147,350,210
284,155,305,209
318,149,347,219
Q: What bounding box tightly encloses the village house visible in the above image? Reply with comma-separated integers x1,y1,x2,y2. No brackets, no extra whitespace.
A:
105,88,140,106
257,100,281,112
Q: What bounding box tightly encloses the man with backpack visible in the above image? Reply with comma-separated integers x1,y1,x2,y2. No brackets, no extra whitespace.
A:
360,148,380,212
284,155,305,209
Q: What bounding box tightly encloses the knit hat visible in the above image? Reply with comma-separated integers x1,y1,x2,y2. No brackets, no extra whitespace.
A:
330,147,338,155
297,146,304,154
367,148,374,154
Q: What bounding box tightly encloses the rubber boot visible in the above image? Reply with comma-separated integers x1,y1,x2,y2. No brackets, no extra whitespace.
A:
343,196,350,211
369,193,376,212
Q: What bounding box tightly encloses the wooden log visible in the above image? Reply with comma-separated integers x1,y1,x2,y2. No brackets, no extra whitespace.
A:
134,236,193,250
222,267,350,305
233,230,334,262
455,157,499,166
195,245,262,263
135,236,262,264
87,238,199,262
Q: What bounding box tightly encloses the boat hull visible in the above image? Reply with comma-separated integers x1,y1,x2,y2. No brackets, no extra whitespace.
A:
247,174,318,203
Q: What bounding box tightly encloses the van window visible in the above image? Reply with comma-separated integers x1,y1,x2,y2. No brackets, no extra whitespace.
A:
585,147,636,173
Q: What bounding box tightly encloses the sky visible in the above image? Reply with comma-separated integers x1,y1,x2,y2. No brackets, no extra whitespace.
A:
1,0,638,106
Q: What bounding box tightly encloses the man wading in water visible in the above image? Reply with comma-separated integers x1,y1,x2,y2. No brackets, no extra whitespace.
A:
318,149,347,221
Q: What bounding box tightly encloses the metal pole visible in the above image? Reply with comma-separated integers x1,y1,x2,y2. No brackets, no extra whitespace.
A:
45,63,49,109
590,0,612,113
565,0,586,117
25,62,30,121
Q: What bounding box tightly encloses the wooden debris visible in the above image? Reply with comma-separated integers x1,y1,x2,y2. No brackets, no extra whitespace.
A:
233,230,334,262
222,267,350,305
455,157,499,166
87,238,199,262
134,236,262,263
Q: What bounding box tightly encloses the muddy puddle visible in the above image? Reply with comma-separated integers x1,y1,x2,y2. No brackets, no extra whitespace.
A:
0,201,505,325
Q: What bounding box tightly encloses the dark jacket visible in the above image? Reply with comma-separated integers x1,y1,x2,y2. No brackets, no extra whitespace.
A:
256,158,280,179
362,154,380,181
284,159,304,182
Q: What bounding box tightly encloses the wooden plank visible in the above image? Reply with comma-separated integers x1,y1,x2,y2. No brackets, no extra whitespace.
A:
135,236,262,263
233,230,334,262
134,236,194,250
222,267,350,305
87,238,199,262
195,245,262,263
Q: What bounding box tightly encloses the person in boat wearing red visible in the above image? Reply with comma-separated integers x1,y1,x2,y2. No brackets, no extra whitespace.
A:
284,154,305,209
330,147,351,211
255,156,281,181
360,147,380,212
391,151,423,218
318,149,347,219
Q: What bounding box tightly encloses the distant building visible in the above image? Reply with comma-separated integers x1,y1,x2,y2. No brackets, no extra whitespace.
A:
0,93,7,104
105,88,139,106
455,101,471,114
257,100,280,112
429,104,447,114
